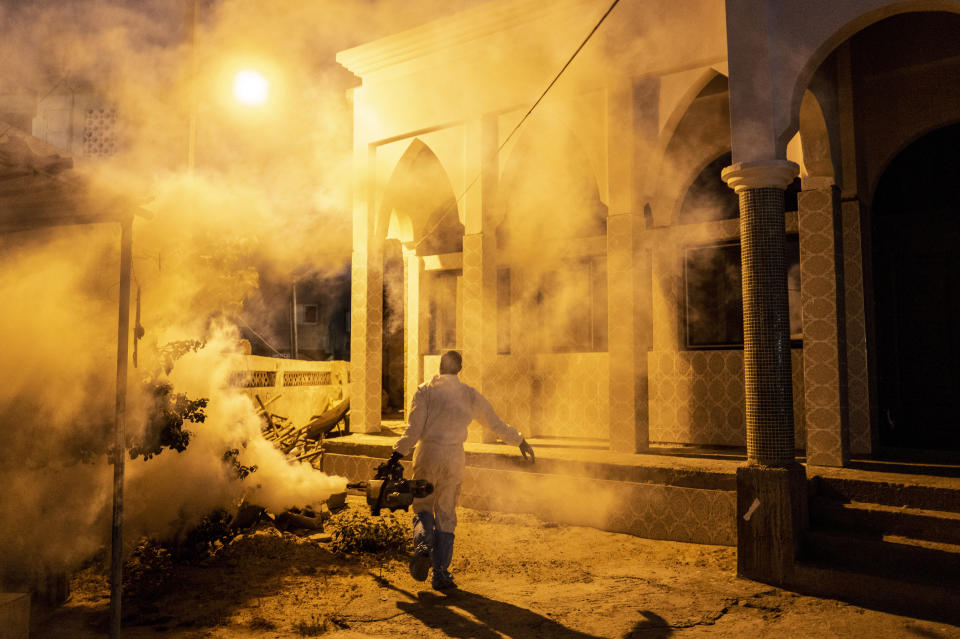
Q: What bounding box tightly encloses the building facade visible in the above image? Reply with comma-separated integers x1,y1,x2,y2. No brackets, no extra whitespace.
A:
338,0,960,466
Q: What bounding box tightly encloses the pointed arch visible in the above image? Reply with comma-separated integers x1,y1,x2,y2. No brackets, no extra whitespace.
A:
496,118,606,248
650,73,731,226
380,138,463,254
784,2,960,153
655,68,728,167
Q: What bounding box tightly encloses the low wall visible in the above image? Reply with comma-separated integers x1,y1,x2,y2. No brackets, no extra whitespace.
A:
320,437,737,546
230,356,349,427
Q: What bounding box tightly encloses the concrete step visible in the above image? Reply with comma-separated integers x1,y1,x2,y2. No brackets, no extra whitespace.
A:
802,529,960,587
322,434,739,489
809,496,960,546
789,562,960,625
809,474,960,513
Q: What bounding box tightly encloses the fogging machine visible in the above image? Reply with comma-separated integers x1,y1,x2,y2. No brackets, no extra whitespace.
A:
347,459,433,516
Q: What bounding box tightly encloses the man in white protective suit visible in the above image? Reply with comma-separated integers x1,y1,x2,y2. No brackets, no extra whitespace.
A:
385,350,535,590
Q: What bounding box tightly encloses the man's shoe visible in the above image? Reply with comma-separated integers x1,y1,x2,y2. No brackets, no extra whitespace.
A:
431,573,457,591
409,549,431,582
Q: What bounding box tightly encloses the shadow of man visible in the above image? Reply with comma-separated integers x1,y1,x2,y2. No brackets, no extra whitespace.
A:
624,610,673,638
393,587,605,639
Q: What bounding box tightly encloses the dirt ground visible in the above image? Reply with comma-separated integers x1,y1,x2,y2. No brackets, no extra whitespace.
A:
32,496,960,639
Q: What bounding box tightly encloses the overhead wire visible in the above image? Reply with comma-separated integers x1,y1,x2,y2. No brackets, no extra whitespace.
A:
412,0,623,250
236,316,283,355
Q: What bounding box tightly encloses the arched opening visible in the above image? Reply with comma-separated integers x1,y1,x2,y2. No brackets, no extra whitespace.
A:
677,152,739,224
380,139,463,416
781,9,960,457
497,130,606,249
872,123,960,451
652,73,732,228
417,202,463,257
674,150,802,350
647,67,805,447
497,125,607,355
493,121,609,440
381,139,463,246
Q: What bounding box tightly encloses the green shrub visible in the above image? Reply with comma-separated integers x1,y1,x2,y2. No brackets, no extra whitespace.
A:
128,381,207,461
327,508,408,555
177,509,234,562
124,538,174,598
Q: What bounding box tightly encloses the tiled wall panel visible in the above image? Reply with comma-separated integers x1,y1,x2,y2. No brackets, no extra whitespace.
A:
648,349,805,448
484,353,610,440
798,187,849,466
842,201,872,454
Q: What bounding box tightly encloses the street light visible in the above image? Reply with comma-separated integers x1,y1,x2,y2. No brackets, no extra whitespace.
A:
233,69,269,105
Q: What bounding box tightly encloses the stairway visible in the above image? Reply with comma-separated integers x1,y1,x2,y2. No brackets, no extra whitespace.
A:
796,472,960,620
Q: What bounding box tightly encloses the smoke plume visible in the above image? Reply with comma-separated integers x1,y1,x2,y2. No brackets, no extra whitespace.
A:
0,0,490,583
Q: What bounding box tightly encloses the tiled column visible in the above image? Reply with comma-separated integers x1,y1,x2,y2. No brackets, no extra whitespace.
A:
723,161,800,466
797,182,849,466
348,99,382,434
607,79,650,453
462,117,500,443
608,214,647,452
723,159,806,586
460,232,485,389
841,200,872,455
349,248,383,433
403,245,423,417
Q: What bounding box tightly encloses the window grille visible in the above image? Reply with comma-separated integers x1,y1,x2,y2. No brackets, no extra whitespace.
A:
83,107,118,157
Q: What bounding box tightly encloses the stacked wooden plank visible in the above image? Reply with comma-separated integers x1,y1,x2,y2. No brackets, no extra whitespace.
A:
254,393,348,464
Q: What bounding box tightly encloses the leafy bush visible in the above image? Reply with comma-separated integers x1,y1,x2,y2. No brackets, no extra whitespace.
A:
124,538,174,598
327,508,408,555
176,509,235,563
157,339,204,375
223,448,257,479
128,381,207,461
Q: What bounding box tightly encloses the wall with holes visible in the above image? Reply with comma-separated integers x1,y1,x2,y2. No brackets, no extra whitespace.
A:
230,355,350,428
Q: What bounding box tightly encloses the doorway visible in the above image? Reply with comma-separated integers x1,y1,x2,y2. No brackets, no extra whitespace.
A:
382,239,405,419
872,123,960,451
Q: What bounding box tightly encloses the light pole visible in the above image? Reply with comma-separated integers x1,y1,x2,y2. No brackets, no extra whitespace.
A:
290,280,299,359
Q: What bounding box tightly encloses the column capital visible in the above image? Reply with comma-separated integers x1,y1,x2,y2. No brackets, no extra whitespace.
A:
722,160,799,193
800,175,835,191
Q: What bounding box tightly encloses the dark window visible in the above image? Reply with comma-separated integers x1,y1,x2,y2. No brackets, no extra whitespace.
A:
302,304,318,324
426,270,460,354
683,236,801,349
497,268,511,354
538,257,607,353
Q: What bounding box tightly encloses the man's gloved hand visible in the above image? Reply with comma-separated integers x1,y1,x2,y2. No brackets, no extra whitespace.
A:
519,438,535,464
387,450,403,469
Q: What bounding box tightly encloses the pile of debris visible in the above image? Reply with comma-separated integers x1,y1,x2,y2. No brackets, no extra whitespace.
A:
231,501,341,538
253,393,350,466
243,392,351,537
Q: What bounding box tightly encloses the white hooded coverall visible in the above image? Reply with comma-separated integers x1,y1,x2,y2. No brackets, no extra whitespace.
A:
393,374,524,533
